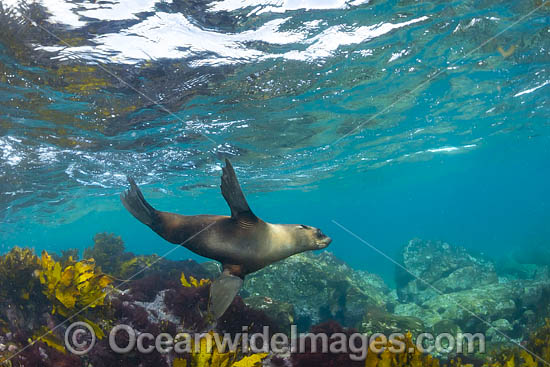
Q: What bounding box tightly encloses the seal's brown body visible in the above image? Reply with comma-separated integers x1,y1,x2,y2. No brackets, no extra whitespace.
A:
121,159,331,317
150,213,267,274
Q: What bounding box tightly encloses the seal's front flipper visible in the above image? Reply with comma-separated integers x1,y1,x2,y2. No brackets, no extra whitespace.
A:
208,271,243,319
220,159,257,220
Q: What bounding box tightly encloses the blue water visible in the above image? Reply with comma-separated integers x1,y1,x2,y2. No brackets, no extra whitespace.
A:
0,0,549,285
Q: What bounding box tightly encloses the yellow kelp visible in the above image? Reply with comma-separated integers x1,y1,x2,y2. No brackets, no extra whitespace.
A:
37,251,112,317
181,272,211,288
479,318,550,367
362,319,550,366
173,332,268,367
364,332,440,367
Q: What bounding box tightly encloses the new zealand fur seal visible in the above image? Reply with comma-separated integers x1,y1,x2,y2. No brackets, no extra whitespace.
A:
120,159,332,318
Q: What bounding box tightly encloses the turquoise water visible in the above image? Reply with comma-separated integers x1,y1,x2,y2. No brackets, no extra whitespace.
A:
0,0,549,285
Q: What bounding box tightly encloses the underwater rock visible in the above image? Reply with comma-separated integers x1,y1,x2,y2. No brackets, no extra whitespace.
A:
134,290,182,326
243,296,295,333
393,302,442,330
358,305,426,337
486,318,514,343
393,239,550,343
411,282,518,331
243,251,392,330
396,239,498,303
432,319,462,336
396,279,550,338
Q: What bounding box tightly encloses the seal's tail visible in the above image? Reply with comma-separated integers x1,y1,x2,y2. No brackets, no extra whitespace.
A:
120,177,157,226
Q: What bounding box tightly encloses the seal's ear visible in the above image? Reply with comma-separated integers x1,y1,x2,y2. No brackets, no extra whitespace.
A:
208,272,243,319
220,159,257,220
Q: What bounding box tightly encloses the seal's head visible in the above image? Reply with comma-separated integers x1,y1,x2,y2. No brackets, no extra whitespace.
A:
291,224,332,250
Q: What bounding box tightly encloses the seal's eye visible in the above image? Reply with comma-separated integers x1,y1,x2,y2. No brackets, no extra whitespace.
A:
299,224,309,229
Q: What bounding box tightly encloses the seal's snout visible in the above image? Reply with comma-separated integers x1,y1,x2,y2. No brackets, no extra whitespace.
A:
315,230,332,249
316,236,332,249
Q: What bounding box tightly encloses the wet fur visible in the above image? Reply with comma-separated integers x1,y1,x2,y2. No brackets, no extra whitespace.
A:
149,211,311,275
120,160,331,277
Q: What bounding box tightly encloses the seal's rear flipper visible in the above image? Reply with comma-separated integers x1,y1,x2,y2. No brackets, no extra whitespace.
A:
221,159,257,220
120,177,157,226
208,272,243,319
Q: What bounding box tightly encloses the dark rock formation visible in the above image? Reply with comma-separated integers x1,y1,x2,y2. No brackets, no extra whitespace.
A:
393,239,550,344
244,296,295,333
358,305,426,337
243,251,393,331
395,239,498,304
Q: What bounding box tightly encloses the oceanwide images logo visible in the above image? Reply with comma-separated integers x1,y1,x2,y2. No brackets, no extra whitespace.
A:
65,322,485,360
